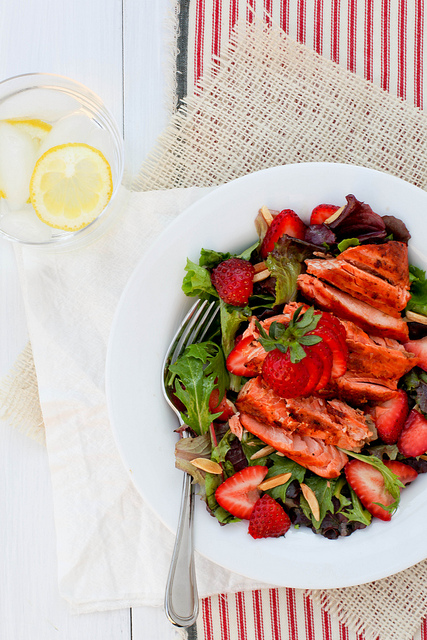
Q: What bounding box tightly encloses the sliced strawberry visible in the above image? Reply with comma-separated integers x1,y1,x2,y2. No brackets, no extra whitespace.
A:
215,465,268,519
367,390,409,444
317,312,346,345
310,203,340,225
307,340,333,390
397,409,427,457
211,257,255,306
226,335,262,377
308,324,348,379
248,494,291,539
344,459,395,521
383,460,418,484
403,337,427,371
208,388,236,421
260,209,307,259
298,345,324,395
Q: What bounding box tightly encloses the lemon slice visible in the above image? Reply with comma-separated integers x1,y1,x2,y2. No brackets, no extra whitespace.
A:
5,118,52,146
30,142,113,231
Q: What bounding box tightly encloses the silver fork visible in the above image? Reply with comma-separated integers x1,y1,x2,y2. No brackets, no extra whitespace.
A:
162,298,220,628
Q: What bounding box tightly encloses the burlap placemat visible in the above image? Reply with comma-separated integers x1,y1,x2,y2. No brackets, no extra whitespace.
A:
3,18,427,640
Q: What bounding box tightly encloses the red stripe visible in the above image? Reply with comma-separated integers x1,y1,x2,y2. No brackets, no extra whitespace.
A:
422,616,427,640
202,597,214,640
297,0,307,44
280,0,290,33
414,0,424,109
314,0,324,55
218,593,230,640
252,590,265,640
364,0,374,82
339,621,349,640
229,0,239,33
348,0,357,73
211,0,222,75
235,592,247,640
264,0,273,25
381,0,391,92
397,0,407,100
247,0,256,24
269,589,281,640
321,606,333,640
303,592,316,640
286,588,298,640
194,0,205,90
331,0,341,63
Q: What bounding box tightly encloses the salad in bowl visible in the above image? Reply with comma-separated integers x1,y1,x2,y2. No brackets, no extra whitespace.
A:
168,193,427,541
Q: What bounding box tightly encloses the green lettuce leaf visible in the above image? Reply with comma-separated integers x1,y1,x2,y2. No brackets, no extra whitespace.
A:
407,265,427,316
168,342,228,434
265,237,313,306
182,258,218,298
264,454,306,502
299,476,337,529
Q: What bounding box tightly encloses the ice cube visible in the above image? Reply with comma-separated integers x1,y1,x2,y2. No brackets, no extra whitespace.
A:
87,127,116,169
0,122,38,209
0,203,53,243
36,111,99,157
0,88,81,121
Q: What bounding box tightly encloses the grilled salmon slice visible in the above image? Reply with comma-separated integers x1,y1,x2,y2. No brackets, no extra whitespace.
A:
236,376,374,450
338,241,410,289
239,412,348,478
305,258,410,318
341,318,418,381
319,371,398,404
297,274,409,342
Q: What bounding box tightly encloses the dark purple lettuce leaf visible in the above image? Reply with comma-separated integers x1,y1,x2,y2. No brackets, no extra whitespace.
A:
382,215,411,243
305,223,336,246
327,194,387,242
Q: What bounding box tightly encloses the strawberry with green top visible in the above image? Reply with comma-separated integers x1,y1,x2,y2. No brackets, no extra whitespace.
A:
257,306,344,398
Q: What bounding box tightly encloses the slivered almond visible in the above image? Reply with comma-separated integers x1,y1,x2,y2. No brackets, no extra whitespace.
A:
324,205,345,225
190,458,222,474
260,205,274,225
419,455,427,461
300,483,320,521
253,261,267,273
253,268,271,282
258,472,292,491
250,445,275,460
406,310,427,326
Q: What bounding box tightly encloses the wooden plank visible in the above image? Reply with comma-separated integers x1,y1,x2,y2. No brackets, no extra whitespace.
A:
0,0,131,637
131,607,180,640
123,0,172,178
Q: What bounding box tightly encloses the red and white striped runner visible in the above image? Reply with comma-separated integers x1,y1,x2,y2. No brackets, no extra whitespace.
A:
179,2,427,638
184,0,426,109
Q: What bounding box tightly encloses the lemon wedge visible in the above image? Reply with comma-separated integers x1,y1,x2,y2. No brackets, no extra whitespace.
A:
5,118,52,146
30,142,113,231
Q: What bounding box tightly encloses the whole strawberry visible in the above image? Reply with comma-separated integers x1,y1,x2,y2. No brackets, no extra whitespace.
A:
248,494,291,539
211,257,255,306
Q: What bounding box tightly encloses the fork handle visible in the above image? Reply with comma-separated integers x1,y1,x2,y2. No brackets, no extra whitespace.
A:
164,472,199,627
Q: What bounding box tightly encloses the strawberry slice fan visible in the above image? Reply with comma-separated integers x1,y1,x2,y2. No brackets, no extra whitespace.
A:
173,2,427,640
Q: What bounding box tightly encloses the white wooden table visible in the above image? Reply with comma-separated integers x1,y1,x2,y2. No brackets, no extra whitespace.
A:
0,1,180,637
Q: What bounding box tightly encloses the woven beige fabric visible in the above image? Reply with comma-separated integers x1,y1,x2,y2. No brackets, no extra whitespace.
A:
2,18,427,640
135,25,427,192
0,341,45,444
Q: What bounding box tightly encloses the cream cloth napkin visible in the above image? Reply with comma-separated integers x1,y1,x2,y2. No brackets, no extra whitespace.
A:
15,185,273,613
